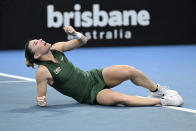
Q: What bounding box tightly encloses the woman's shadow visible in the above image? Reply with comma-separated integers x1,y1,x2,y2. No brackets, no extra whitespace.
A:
9,102,160,115
9,103,87,114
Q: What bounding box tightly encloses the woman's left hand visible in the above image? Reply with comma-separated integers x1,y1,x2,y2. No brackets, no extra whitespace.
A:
63,26,77,36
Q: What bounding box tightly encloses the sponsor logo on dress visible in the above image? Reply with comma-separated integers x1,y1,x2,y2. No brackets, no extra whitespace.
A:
54,67,61,74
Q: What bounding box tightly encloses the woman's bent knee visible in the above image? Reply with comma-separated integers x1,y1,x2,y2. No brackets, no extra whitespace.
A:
121,65,138,79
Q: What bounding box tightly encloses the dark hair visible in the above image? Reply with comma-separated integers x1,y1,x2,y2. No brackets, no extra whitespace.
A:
24,41,40,68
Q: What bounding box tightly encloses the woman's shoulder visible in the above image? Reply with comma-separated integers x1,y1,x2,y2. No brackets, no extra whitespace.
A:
36,65,50,77
50,47,65,56
51,45,64,53
35,65,52,83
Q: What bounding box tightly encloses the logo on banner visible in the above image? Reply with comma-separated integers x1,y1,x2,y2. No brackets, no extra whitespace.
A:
47,4,150,40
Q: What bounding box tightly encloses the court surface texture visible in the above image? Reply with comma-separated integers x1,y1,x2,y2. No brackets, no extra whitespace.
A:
0,45,196,131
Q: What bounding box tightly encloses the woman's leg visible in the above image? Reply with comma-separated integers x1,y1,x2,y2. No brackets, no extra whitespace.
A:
96,65,161,106
96,89,161,106
102,65,157,91
97,65,183,106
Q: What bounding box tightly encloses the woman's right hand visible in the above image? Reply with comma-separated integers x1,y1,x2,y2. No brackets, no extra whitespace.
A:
37,96,46,107
63,26,77,36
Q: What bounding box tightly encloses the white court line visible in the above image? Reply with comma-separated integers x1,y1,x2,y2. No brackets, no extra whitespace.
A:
0,72,35,82
0,72,196,114
166,106,196,114
0,80,33,83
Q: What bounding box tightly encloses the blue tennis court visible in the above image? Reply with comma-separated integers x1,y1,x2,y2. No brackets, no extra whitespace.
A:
0,45,196,131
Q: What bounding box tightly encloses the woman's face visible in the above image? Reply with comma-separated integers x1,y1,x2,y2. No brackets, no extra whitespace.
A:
29,39,51,59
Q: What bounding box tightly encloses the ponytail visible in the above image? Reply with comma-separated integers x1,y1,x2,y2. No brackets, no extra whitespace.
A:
25,59,36,68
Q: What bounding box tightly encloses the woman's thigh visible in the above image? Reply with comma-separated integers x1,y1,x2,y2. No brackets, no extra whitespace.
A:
102,65,136,87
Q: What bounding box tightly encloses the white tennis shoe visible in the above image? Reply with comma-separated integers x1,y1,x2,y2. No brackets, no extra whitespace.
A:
148,85,178,98
161,93,184,106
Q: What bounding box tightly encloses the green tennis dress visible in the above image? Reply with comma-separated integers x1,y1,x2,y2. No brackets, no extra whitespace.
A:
39,49,106,104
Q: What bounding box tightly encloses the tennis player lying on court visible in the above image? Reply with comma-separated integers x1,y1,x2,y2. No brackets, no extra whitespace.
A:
24,26,184,107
